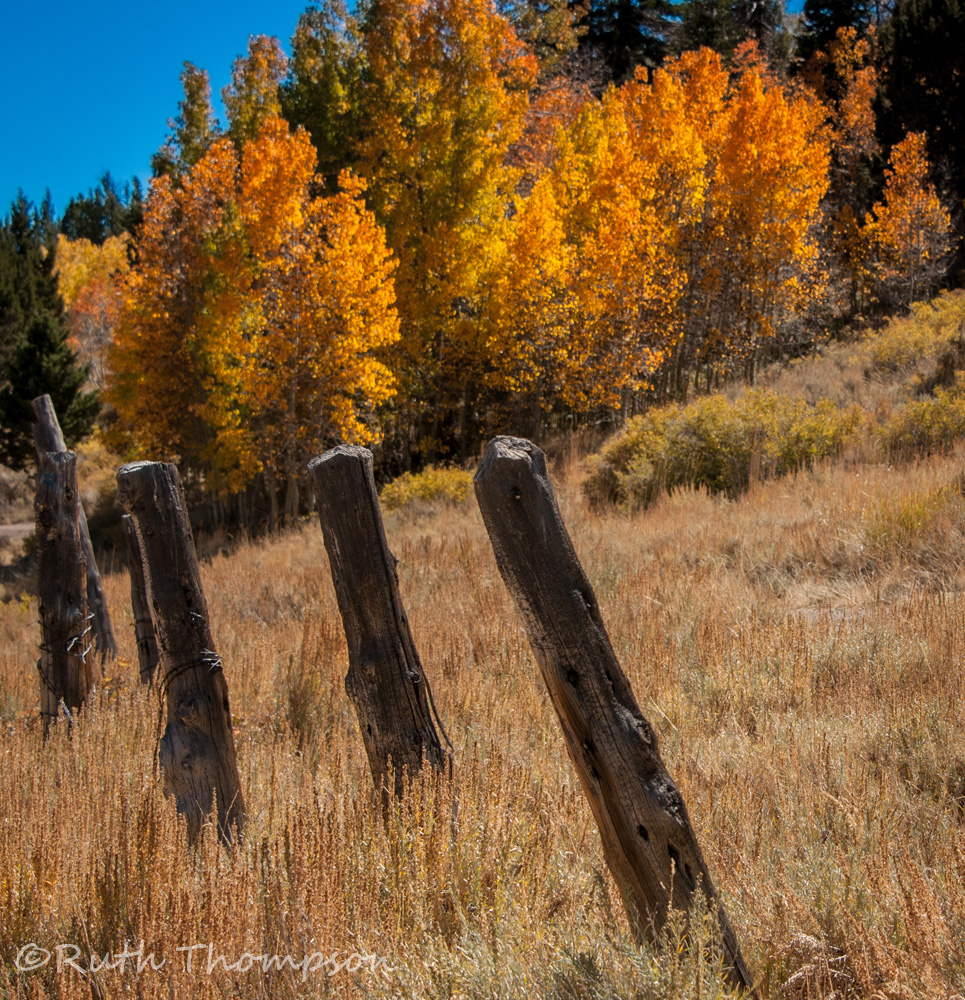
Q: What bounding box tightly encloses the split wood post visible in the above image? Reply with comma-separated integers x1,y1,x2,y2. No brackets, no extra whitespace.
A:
117,461,245,844
474,437,754,993
120,513,160,684
308,445,448,799
32,394,117,663
35,451,94,734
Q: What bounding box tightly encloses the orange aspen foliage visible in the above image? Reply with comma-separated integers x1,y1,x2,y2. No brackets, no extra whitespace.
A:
65,278,124,389
818,27,880,315
685,53,829,382
109,140,246,479
828,27,878,178
356,0,537,441
509,72,593,193
481,178,577,431
108,118,398,494
550,89,686,410
866,132,954,305
484,47,828,414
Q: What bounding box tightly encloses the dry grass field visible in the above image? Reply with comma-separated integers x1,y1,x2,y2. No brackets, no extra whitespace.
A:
3,299,965,999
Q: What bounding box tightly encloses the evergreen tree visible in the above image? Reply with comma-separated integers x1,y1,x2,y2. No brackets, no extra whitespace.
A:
679,0,742,55
0,194,99,469
581,0,676,82
880,0,965,227
735,0,785,45
60,173,143,243
797,0,872,64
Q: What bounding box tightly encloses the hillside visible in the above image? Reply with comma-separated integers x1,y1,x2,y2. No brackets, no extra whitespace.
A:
2,296,965,998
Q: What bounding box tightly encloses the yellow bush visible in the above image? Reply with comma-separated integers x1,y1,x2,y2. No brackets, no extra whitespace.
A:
863,289,965,377
380,466,474,510
880,373,965,458
583,389,864,510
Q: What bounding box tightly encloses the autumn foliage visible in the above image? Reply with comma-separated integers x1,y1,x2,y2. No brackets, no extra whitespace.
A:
107,119,398,505
866,132,954,306
54,233,129,388
88,1,960,508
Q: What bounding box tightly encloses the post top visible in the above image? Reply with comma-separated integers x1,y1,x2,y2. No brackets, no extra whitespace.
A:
475,436,546,482
308,444,373,475
117,460,166,475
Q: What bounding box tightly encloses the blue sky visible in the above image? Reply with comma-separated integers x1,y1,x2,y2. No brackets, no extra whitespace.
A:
1,0,804,219
1,0,309,217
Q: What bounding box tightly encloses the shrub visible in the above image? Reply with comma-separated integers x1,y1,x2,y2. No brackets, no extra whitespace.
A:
880,373,965,458
583,389,864,510
863,289,965,379
380,466,475,510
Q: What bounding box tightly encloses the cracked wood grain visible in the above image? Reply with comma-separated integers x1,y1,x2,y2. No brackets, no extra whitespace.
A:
474,436,754,993
117,461,245,845
309,445,447,800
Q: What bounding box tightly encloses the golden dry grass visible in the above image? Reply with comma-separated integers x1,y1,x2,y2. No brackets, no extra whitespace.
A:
2,438,965,999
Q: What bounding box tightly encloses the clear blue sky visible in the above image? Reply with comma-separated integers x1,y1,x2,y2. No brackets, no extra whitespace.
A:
1,0,804,219
1,0,308,217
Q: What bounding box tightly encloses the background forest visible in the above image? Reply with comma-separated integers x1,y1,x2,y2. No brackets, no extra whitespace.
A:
1,0,963,525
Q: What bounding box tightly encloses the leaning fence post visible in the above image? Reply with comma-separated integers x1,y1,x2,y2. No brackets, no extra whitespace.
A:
117,461,245,844
120,513,159,684
308,445,448,799
474,436,754,993
32,394,117,663
35,451,93,734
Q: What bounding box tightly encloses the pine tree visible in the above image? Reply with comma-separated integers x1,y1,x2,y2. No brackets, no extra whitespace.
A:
60,172,142,243
0,195,99,469
797,0,872,65
581,0,676,82
679,0,743,56
880,0,965,245
735,0,785,45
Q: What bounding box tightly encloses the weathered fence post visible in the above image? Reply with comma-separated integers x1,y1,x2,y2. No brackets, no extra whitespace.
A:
35,451,93,734
117,461,245,844
120,513,160,684
474,437,754,993
308,445,448,798
32,394,117,663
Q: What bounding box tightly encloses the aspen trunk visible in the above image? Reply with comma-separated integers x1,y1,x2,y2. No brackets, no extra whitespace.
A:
474,436,754,993
31,394,117,663
117,461,245,844
35,451,93,733
308,445,447,798
120,513,160,685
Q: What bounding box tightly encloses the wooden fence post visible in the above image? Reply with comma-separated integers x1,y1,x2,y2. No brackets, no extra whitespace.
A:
308,445,448,798
35,451,93,734
120,513,160,684
117,461,245,844
32,394,117,663
474,437,754,993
